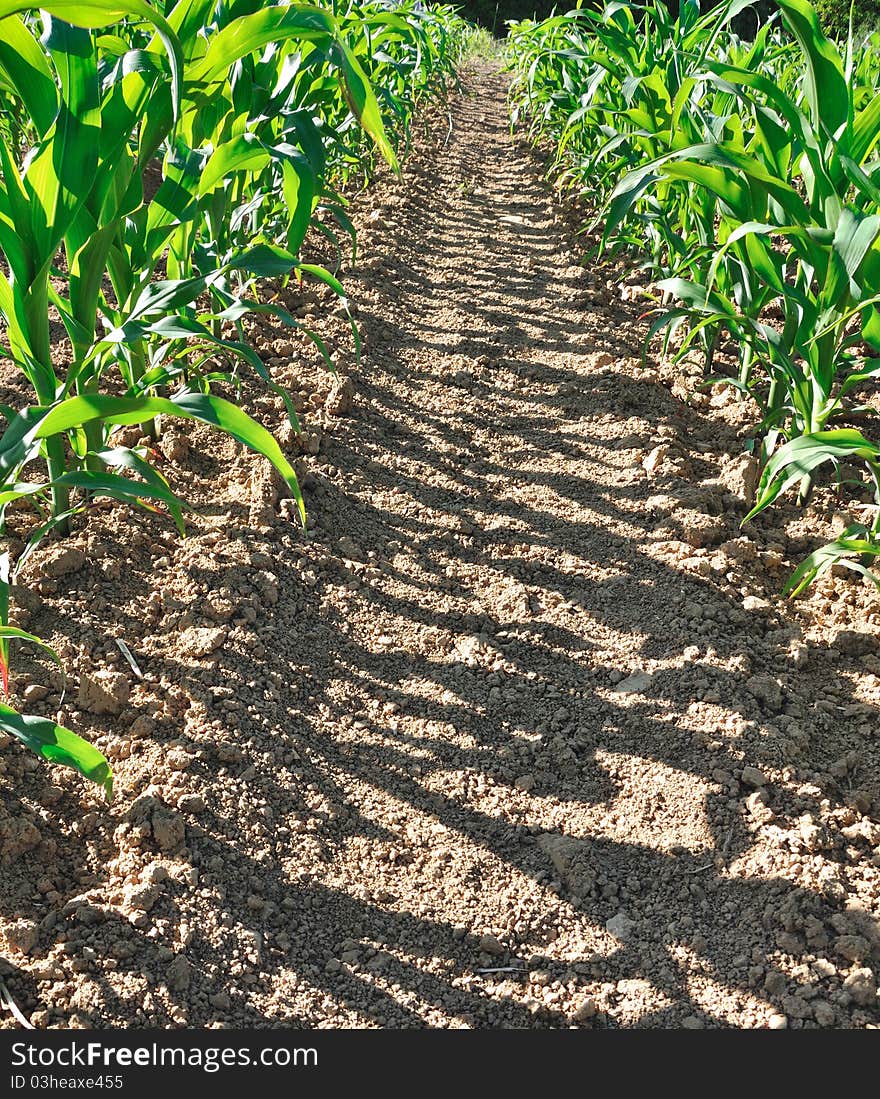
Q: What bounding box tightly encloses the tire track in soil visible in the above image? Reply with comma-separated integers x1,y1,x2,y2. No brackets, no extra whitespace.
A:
1,64,878,1030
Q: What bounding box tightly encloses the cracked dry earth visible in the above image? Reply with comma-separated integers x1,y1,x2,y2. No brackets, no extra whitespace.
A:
2,64,880,1030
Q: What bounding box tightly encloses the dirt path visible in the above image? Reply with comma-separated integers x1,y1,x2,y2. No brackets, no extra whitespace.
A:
2,65,879,1030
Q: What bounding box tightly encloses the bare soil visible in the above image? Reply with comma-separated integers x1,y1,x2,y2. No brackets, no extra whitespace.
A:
1,64,879,1030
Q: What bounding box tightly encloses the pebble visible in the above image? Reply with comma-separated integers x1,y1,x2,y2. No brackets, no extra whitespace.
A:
741,766,766,788
642,445,670,475
799,818,824,853
39,785,63,808
477,933,505,956
790,641,809,669
612,671,653,696
337,536,365,562
142,862,169,885
5,918,38,955
241,930,262,962
455,634,486,665
152,809,185,852
767,1013,788,1030
40,546,85,578
572,997,597,1022
130,715,156,739
178,794,206,814
842,968,877,1006
160,434,189,464
123,883,161,913
746,674,783,712
834,934,871,963
166,954,192,992
179,627,227,658
537,833,596,899
77,670,130,716
167,750,191,772
720,453,760,503
605,912,637,941
781,994,811,1020
811,958,837,980
325,376,355,417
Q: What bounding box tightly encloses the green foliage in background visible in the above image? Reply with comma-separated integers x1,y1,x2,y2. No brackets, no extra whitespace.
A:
464,0,880,37
815,0,880,34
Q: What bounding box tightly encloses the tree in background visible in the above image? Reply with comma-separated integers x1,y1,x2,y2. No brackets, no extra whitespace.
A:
814,0,880,34
456,0,559,34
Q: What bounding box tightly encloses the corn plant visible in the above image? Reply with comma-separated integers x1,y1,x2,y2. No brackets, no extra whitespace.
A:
0,0,469,796
509,0,880,594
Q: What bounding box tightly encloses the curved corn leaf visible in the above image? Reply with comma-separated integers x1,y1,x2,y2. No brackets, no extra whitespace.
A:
0,701,112,800
22,392,304,524
785,525,880,596
744,429,880,522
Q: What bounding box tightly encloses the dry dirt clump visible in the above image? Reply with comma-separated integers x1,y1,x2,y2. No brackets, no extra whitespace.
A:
1,64,879,1030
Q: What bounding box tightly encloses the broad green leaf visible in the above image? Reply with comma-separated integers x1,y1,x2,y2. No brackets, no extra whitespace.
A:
23,393,305,523
0,701,112,800
0,14,57,136
745,429,880,521
0,0,183,115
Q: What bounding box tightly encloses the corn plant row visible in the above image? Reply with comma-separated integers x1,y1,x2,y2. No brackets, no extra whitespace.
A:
508,0,880,599
0,0,473,797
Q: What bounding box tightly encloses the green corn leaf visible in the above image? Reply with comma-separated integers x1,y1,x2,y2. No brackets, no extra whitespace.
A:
0,14,58,136
0,553,9,694
0,130,38,283
823,209,880,309
189,5,340,83
122,273,221,328
56,469,188,534
851,94,880,168
0,0,183,117
280,153,318,256
784,525,880,596
25,19,100,265
199,133,277,194
0,701,112,800
0,625,65,694
123,314,301,430
745,429,880,522
21,393,304,524
332,41,399,172
862,305,880,351
775,0,849,142
189,5,397,169
655,276,737,316
228,243,300,278
198,135,317,256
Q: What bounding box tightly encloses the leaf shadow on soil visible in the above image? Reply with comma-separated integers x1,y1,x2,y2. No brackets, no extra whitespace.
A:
2,66,879,1030
5,380,877,1028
